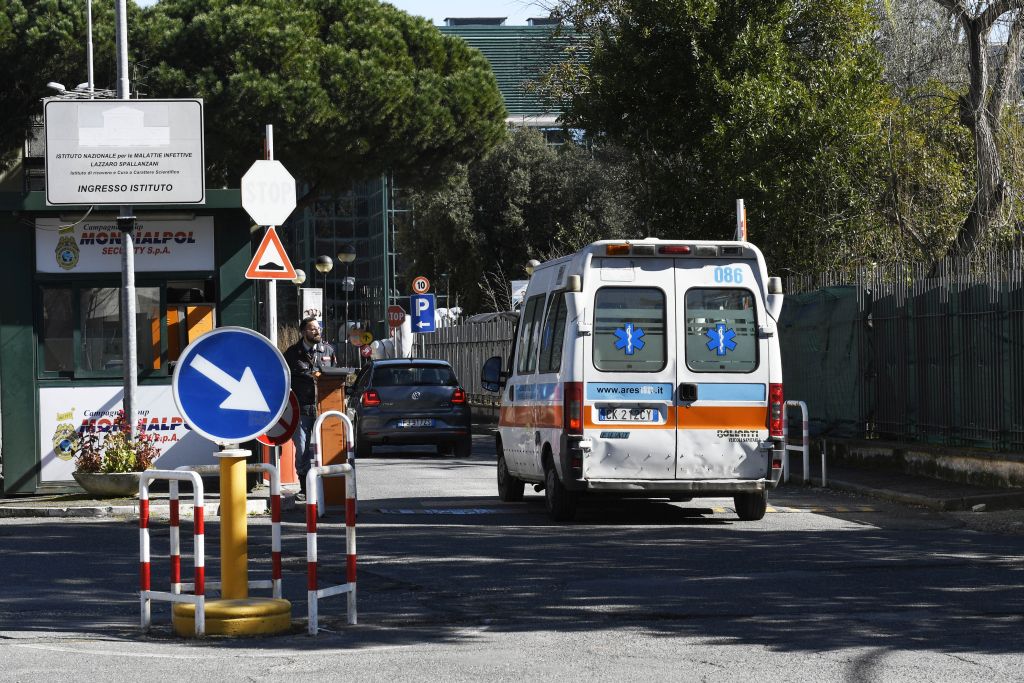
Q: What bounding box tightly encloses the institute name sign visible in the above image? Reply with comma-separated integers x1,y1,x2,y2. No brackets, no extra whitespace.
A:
44,98,205,206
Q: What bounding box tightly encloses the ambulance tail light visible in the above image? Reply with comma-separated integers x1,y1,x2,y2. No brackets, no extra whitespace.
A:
564,382,584,435
768,383,784,437
451,387,467,404
658,245,692,255
605,244,630,256
362,390,382,407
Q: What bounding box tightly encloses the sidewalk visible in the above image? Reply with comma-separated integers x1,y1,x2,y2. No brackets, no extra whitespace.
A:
0,483,301,519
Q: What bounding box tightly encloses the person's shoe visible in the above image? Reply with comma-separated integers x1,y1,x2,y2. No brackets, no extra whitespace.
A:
295,491,306,502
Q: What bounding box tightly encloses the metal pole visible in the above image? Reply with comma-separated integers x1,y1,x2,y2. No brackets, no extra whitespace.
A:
115,0,137,433
344,265,350,367
265,125,278,347
86,0,94,96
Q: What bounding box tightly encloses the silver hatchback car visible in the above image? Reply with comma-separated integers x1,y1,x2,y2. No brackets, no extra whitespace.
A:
347,359,472,457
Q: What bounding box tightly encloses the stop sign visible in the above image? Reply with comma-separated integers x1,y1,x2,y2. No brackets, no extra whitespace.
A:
241,160,297,226
387,305,406,328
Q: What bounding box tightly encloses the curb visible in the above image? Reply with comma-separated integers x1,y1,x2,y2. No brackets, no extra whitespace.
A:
822,477,1024,511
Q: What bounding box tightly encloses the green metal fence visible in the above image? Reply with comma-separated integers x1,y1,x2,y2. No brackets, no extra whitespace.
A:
782,251,1024,452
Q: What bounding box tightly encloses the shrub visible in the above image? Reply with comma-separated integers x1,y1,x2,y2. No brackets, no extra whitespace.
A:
74,411,159,474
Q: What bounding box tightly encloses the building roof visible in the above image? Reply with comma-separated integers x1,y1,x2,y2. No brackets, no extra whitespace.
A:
441,24,585,119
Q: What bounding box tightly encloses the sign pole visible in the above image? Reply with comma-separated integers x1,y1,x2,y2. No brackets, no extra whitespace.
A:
264,125,278,348
115,0,137,434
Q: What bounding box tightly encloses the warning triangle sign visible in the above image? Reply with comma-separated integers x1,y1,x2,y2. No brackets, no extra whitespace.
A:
246,227,297,280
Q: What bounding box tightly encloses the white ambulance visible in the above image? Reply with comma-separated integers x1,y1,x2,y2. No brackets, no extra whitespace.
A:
481,239,786,522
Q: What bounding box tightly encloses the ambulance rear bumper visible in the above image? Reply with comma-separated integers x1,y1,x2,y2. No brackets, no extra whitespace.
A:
584,479,773,493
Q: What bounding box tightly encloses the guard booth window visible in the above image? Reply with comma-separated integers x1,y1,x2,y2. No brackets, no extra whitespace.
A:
38,279,215,378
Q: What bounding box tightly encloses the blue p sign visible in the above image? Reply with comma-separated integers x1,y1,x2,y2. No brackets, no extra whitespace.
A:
410,293,436,333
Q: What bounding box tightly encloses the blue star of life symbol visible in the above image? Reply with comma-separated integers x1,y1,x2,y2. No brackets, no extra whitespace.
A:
614,322,645,355
706,323,737,356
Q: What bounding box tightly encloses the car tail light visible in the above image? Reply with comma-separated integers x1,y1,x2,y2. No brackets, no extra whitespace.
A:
362,390,381,407
768,383,784,437
452,388,467,404
658,245,692,255
605,244,630,255
564,382,583,435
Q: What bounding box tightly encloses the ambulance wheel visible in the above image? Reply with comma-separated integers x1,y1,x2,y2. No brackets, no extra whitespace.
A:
734,491,767,521
545,466,578,522
497,452,524,502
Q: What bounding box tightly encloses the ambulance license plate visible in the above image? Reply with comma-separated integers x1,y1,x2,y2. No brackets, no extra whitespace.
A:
598,408,657,422
398,418,433,428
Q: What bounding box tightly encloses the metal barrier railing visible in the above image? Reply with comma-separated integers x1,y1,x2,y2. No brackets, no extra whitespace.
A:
782,400,810,484
174,463,284,598
305,463,357,634
139,470,206,636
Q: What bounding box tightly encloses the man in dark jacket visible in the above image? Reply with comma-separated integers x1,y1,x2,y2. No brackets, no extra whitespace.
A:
283,316,337,500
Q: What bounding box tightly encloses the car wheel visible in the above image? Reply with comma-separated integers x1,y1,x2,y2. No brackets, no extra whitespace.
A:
455,435,472,458
545,465,578,522
497,452,524,502
734,491,767,521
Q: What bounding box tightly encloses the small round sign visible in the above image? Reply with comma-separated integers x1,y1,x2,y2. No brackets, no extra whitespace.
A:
257,391,300,446
349,330,364,347
411,276,431,294
360,344,373,358
360,331,374,345
387,305,406,328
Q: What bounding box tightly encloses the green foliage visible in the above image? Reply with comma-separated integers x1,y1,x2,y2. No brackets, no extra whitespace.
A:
402,127,643,312
74,410,158,474
134,0,507,191
547,0,911,273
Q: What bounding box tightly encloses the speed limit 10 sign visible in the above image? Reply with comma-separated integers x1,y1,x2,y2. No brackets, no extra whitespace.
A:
411,276,431,294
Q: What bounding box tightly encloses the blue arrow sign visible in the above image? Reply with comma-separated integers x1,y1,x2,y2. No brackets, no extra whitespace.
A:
410,293,436,333
172,327,290,444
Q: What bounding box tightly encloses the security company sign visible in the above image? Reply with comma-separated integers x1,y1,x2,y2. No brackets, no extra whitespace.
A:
44,99,205,206
35,216,214,273
173,327,291,445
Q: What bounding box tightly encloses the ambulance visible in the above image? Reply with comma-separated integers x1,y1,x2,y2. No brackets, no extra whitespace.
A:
481,239,786,522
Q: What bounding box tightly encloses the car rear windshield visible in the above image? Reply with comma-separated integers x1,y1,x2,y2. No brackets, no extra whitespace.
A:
373,365,457,386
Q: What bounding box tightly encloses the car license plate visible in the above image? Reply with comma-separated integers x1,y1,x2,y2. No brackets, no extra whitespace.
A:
398,418,434,428
597,407,658,422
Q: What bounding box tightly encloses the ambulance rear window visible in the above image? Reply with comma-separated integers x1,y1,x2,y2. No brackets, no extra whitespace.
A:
684,289,758,373
593,287,666,372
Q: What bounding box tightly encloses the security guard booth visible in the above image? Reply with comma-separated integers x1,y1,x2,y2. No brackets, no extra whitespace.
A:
0,189,255,495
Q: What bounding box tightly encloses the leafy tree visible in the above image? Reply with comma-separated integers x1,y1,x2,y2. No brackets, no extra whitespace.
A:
134,0,507,196
401,127,643,312
0,0,138,171
547,0,899,272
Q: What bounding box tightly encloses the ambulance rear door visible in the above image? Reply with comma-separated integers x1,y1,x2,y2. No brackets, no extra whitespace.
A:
674,260,770,481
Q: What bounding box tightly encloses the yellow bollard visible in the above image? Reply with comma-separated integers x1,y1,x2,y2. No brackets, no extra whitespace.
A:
218,449,248,599
173,448,291,637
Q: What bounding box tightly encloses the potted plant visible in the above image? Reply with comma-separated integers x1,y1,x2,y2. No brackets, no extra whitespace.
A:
72,410,159,497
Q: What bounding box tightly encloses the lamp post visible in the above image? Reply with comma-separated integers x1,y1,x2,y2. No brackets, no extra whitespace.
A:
314,255,333,343
336,243,356,368
291,268,306,325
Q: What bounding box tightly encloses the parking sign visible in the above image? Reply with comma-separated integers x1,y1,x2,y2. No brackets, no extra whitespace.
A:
409,294,436,333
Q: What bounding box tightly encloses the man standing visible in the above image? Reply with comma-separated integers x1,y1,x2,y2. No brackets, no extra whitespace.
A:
283,316,337,500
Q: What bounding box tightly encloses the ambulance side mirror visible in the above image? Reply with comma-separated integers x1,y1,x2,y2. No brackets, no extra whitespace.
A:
481,356,506,393
566,274,582,292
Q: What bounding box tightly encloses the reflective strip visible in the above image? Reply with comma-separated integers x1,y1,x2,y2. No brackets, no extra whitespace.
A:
169,499,179,526
307,563,318,591
696,383,766,401
140,561,150,591
194,507,204,535
346,554,357,584
307,533,317,563
139,500,149,529
677,406,767,429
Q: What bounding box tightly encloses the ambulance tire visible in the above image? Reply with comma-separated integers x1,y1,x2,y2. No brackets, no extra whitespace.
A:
545,466,578,523
734,491,767,521
497,452,524,502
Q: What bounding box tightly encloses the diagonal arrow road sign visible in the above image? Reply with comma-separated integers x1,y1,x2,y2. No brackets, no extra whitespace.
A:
190,354,271,412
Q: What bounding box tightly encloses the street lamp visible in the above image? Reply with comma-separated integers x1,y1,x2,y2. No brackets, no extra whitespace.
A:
315,255,333,343
291,269,306,326
336,243,357,367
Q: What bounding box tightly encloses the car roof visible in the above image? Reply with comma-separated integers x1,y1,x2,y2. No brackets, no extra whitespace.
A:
370,359,453,367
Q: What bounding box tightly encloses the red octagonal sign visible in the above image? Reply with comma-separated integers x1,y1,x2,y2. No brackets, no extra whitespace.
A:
387,305,406,328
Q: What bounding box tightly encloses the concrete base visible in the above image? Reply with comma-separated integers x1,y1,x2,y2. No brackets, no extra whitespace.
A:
172,598,292,637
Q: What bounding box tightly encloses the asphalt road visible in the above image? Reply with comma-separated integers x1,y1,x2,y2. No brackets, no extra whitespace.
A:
1,430,1023,681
